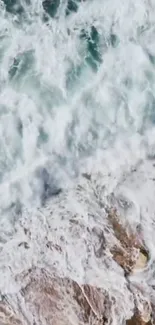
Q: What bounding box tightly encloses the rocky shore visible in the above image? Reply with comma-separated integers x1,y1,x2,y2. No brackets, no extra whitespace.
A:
0,160,155,325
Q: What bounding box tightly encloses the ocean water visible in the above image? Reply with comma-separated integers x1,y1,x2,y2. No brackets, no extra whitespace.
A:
1,0,155,324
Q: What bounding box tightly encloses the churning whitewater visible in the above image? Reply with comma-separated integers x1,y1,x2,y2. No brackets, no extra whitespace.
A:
0,0,155,324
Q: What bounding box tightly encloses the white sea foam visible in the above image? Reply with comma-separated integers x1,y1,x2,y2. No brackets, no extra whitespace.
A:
0,0,155,324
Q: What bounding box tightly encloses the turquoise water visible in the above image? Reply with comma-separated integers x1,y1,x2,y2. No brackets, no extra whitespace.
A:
0,0,155,212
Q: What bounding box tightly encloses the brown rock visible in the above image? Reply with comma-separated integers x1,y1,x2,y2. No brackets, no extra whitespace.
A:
126,312,152,325
0,301,22,325
107,208,149,273
0,206,150,325
15,269,108,325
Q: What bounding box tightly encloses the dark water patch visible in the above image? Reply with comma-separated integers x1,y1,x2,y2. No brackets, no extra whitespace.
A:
81,26,102,70
35,167,62,205
17,119,23,137
147,52,155,65
109,33,119,48
66,0,80,16
66,25,102,86
147,153,155,160
42,0,102,71
1,0,30,16
9,50,34,81
82,173,91,181
42,0,84,21
42,0,81,18
37,127,49,146
2,0,23,15
42,0,87,18
42,0,60,18
9,56,21,79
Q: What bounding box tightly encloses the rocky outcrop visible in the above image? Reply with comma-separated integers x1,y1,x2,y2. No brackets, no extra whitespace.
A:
0,269,153,325
0,269,110,325
107,208,151,325
0,180,151,325
107,208,149,274
126,313,151,325
0,301,22,325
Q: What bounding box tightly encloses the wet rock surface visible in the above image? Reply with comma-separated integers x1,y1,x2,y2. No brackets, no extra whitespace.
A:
0,208,151,325
107,207,149,274
0,270,153,325
0,269,109,325
126,313,151,325
0,168,153,325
